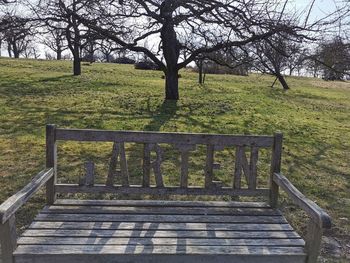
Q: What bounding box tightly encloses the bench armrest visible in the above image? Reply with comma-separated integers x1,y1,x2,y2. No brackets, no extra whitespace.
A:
273,172,331,229
0,168,54,224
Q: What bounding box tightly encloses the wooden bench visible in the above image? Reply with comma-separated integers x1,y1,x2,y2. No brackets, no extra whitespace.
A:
0,125,331,263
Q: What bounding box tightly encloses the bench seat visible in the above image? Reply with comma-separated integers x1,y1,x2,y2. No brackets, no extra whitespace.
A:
14,200,307,263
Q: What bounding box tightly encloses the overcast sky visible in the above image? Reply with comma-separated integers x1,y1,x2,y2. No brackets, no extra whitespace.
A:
0,0,346,59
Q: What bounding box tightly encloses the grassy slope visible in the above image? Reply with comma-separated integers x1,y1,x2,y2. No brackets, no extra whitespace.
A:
0,58,349,261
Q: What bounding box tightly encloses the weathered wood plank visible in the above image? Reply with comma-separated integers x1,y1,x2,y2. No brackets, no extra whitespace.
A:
21,229,300,239
269,133,283,208
106,143,129,187
54,199,271,208
55,184,269,196
0,169,54,224
142,143,151,187
305,220,323,263
205,145,215,189
34,213,288,224
17,237,305,247
106,142,120,186
14,252,306,263
175,144,195,188
153,144,164,187
14,244,306,255
273,173,331,229
234,146,243,189
55,129,274,147
41,206,281,216
45,124,57,205
84,162,95,186
249,147,259,190
28,222,294,231
0,215,16,263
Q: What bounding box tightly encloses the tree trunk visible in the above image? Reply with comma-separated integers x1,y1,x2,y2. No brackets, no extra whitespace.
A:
7,43,12,58
276,73,289,90
12,42,19,58
165,68,179,100
160,1,180,100
57,47,62,60
198,59,204,84
73,54,81,76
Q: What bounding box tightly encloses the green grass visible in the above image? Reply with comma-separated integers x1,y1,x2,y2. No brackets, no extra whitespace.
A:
0,58,349,261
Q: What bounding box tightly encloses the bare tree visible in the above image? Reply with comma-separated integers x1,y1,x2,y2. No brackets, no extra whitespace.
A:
252,35,299,90
66,0,311,100
0,13,35,58
35,0,89,75
42,23,68,60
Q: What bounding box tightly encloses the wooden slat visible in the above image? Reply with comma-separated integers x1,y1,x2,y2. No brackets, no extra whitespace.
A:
28,222,294,231
14,251,306,263
270,133,283,207
106,143,129,187
21,229,300,239
54,200,271,208
85,162,95,186
106,142,120,186
153,144,164,188
34,213,288,224
17,237,305,247
0,169,54,224
205,145,215,189
45,124,57,205
241,149,250,185
249,147,259,190
0,214,17,263
175,144,195,188
234,146,243,189
55,129,274,147
41,206,281,216
273,173,331,229
55,184,270,196
14,244,306,255
142,143,151,187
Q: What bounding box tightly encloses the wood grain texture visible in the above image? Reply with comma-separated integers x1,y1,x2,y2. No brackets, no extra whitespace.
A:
273,173,331,229
13,200,307,263
45,124,57,205
0,215,16,263
54,199,270,208
106,143,129,187
0,169,53,224
205,145,215,189
14,252,306,263
269,133,283,208
55,129,274,147
55,184,269,197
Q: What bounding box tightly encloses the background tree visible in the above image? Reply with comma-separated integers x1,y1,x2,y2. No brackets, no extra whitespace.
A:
318,36,350,80
252,35,299,90
69,0,310,100
42,23,68,60
0,13,35,58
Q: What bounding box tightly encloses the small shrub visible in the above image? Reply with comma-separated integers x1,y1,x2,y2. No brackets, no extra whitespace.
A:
134,60,161,70
114,57,136,65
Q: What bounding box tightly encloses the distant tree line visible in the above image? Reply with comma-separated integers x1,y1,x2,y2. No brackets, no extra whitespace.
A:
0,0,349,100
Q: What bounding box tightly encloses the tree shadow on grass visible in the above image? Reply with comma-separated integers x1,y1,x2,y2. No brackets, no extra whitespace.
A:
143,100,179,132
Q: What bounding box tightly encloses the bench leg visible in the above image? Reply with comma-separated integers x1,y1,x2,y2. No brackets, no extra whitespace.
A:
305,220,323,263
0,215,17,263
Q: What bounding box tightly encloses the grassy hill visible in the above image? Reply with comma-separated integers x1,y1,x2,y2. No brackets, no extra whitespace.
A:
0,58,349,262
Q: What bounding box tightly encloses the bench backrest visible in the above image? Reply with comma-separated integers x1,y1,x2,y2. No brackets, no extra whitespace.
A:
45,125,283,202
